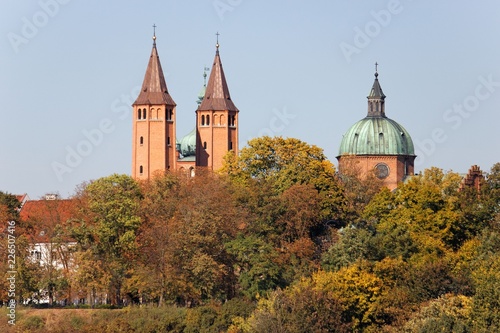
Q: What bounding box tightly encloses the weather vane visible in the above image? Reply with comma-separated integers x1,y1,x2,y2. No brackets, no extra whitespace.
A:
216,32,220,49
153,24,157,43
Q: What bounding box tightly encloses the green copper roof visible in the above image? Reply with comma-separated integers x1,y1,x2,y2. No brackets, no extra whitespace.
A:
338,69,415,157
179,128,196,157
338,116,415,156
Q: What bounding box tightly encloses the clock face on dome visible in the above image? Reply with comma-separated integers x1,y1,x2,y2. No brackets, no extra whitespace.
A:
375,163,389,179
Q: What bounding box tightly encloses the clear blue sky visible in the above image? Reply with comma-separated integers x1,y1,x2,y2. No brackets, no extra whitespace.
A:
1,0,499,199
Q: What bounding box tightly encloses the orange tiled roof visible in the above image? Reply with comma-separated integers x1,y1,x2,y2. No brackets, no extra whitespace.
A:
20,199,76,243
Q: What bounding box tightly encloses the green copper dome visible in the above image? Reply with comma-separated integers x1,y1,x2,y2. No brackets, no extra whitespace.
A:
179,128,196,157
338,70,415,157
338,116,415,156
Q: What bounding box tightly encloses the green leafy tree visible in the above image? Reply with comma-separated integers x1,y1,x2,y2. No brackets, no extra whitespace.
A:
76,174,142,305
321,226,377,272
467,226,500,331
12,235,42,304
0,191,21,221
226,234,281,299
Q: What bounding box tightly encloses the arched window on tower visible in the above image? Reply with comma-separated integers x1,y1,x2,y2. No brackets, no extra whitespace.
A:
138,109,141,119
140,136,143,145
170,109,173,120
139,165,143,174
203,141,207,149
207,115,210,126
143,108,146,119
201,115,205,126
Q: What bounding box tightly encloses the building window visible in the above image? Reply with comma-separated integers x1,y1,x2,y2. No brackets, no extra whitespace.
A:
138,109,141,119
139,165,143,174
207,115,210,125
229,141,233,150
167,136,170,145
374,163,389,179
201,115,205,126
140,136,143,145
143,109,146,119
170,109,173,120
203,141,207,149
31,250,41,261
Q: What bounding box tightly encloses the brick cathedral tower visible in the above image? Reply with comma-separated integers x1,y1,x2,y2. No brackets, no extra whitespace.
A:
132,32,177,179
196,38,239,170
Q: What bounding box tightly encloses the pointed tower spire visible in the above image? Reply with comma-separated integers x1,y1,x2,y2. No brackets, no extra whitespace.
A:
196,35,239,171
132,31,177,179
133,30,175,106
367,62,386,117
198,36,238,112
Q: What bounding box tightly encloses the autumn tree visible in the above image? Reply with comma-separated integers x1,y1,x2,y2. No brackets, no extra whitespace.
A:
134,172,181,305
242,286,349,333
75,174,142,305
137,171,245,305
221,136,346,222
402,294,472,333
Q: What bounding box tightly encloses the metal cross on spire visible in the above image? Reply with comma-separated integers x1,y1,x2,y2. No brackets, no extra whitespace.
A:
152,24,157,44
375,62,379,77
216,31,220,50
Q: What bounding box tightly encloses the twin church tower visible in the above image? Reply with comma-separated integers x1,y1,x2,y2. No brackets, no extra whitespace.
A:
132,32,239,179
